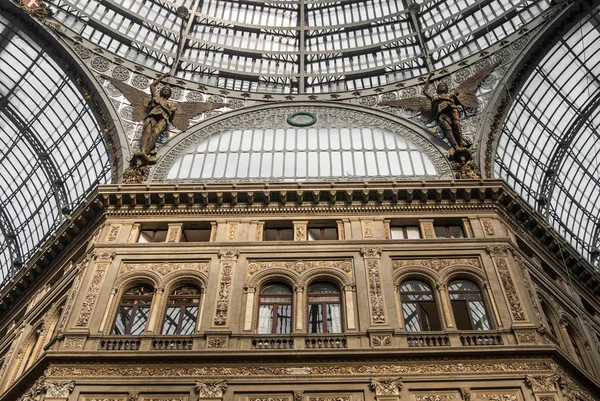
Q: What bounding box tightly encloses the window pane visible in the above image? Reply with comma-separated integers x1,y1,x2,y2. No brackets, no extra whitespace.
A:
179,306,198,335
112,306,132,335
162,306,180,335
258,305,274,334
403,303,421,332
327,304,342,333
468,301,491,330
276,304,292,334
130,306,150,335
308,304,323,333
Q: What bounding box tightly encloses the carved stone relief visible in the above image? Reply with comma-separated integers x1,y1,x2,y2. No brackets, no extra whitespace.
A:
44,360,556,378
63,338,85,349
420,221,435,239
371,335,392,347
493,257,526,321
472,393,517,401
525,374,560,392
76,260,111,327
361,248,385,324
227,223,238,240
105,224,122,242
195,380,227,398
414,395,456,401
370,378,402,396
309,397,350,401
516,332,536,344
392,258,481,272
207,337,227,348
248,260,353,277
214,251,238,326
45,380,76,398
295,225,306,241
513,255,543,325
121,262,209,275
362,221,374,238
481,218,495,236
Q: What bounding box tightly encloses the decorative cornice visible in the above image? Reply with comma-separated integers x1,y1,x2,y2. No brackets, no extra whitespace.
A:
361,248,382,259
393,258,481,271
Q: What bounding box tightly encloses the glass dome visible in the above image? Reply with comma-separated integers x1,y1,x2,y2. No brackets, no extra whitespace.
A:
495,7,600,266
46,0,549,94
0,14,111,286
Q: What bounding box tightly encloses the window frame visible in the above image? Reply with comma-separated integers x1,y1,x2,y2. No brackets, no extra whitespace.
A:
307,282,343,334
399,279,442,332
448,279,492,331
111,284,154,336
257,283,293,335
434,225,465,239
161,285,202,335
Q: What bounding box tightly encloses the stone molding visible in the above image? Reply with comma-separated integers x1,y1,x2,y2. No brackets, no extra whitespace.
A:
248,260,353,277
392,258,481,271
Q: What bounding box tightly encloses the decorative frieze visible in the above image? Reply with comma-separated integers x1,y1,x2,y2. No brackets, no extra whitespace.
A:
94,250,117,261
415,395,456,401
76,260,111,327
370,378,402,396
45,360,556,378
249,398,288,401
361,248,381,259
248,260,353,277
84,397,126,401
121,262,209,275
486,245,510,257
219,250,240,261
195,380,227,398
294,223,306,241
472,393,517,401
309,397,349,401
493,257,526,321
392,258,481,271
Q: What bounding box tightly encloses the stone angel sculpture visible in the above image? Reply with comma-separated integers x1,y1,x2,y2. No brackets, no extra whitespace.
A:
102,73,227,162
380,63,498,161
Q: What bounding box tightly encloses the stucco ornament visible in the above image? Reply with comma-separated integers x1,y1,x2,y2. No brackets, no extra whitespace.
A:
45,380,76,398
195,380,228,398
16,376,47,401
525,374,560,392
370,378,402,396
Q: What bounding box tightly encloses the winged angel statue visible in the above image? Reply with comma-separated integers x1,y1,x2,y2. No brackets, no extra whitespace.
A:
103,73,227,163
380,63,498,162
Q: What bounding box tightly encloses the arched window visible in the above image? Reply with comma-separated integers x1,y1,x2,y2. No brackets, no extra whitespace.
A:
308,282,342,334
540,299,559,340
112,285,154,335
162,286,202,335
258,283,292,334
567,327,586,366
448,280,491,330
400,280,441,331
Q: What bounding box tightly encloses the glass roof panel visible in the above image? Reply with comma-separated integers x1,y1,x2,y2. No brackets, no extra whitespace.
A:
44,0,549,94
0,14,111,286
495,9,600,267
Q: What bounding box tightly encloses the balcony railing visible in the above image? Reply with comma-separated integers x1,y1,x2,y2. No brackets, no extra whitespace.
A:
98,338,141,351
407,334,450,347
305,336,347,349
252,337,294,349
152,338,193,350
460,333,503,346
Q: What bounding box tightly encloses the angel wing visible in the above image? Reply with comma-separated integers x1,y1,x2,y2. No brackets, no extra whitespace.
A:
379,97,435,124
171,101,228,131
101,75,151,121
455,62,499,109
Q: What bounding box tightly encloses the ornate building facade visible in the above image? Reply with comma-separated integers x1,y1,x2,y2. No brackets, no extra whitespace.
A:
1,1,600,401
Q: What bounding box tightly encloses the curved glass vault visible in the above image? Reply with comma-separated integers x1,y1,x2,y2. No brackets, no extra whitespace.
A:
46,0,549,94
166,127,438,182
495,8,600,266
0,15,111,286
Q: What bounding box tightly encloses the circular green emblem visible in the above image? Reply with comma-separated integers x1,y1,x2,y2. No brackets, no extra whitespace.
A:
287,112,317,127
